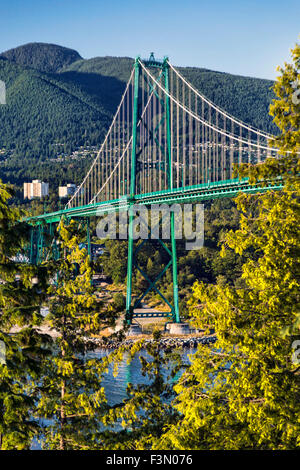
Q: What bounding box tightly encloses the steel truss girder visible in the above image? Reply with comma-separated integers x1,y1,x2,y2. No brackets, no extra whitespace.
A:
26,178,283,226
129,214,176,320
29,223,57,265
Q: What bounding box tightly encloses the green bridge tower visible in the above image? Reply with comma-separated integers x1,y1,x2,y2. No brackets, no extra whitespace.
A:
125,54,180,325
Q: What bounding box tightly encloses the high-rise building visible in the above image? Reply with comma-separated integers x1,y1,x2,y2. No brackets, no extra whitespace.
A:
58,183,77,198
23,180,49,200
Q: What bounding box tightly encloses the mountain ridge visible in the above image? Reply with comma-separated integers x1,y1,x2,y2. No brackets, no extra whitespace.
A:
0,43,278,192
1,42,82,73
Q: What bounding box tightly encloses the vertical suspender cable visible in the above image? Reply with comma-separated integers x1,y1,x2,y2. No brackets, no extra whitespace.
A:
170,67,174,189
182,83,186,187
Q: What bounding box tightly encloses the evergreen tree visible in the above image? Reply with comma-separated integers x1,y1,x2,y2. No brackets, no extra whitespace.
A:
101,331,182,450
154,41,300,450
0,181,50,449
36,219,124,449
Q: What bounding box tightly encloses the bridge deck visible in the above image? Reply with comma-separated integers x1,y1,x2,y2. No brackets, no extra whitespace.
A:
27,177,282,225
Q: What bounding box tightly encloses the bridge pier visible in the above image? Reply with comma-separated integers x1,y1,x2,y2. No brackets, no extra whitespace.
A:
168,322,190,335
126,323,143,336
29,223,59,264
125,207,181,325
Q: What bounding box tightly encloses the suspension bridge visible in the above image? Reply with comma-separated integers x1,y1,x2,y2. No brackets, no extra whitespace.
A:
27,54,283,325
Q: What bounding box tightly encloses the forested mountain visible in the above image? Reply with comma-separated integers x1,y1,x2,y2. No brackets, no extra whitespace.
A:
0,43,82,73
61,56,277,132
176,67,276,133
0,57,112,158
0,43,278,196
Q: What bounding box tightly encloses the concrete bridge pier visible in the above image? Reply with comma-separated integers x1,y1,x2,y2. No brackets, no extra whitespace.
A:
126,323,143,336
166,322,191,335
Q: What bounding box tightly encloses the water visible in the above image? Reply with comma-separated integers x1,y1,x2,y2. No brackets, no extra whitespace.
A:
92,347,196,406
30,346,197,449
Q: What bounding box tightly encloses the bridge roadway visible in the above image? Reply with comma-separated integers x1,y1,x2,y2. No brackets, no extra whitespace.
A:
28,177,283,225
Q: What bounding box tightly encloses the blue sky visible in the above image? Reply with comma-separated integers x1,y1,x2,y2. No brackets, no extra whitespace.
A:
0,0,299,79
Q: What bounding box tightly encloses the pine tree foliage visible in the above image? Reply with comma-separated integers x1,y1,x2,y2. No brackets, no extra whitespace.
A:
154,41,300,451
100,330,182,450
0,181,50,449
36,219,127,449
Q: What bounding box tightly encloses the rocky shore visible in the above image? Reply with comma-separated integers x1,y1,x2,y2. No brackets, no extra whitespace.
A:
10,324,217,350
90,334,217,350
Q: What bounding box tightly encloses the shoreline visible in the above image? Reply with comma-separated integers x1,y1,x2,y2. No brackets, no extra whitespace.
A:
10,324,217,350
89,334,217,350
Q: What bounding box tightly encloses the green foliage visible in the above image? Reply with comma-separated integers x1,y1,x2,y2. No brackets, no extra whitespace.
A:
0,181,50,449
112,292,126,311
270,43,300,158
101,331,182,450
1,43,82,73
0,57,111,164
37,219,124,449
157,181,300,449
102,240,128,283
154,41,300,450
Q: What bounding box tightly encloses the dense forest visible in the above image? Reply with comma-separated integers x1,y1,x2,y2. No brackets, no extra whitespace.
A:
0,43,278,199
0,43,82,73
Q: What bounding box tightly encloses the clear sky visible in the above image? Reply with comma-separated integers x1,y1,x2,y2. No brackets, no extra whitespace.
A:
0,0,299,80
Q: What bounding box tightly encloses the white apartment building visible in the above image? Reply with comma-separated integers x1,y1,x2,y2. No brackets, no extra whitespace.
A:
23,180,49,200
58,183,77,198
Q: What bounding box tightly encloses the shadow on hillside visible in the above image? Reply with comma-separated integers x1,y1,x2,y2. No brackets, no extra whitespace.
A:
58,71,127,114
